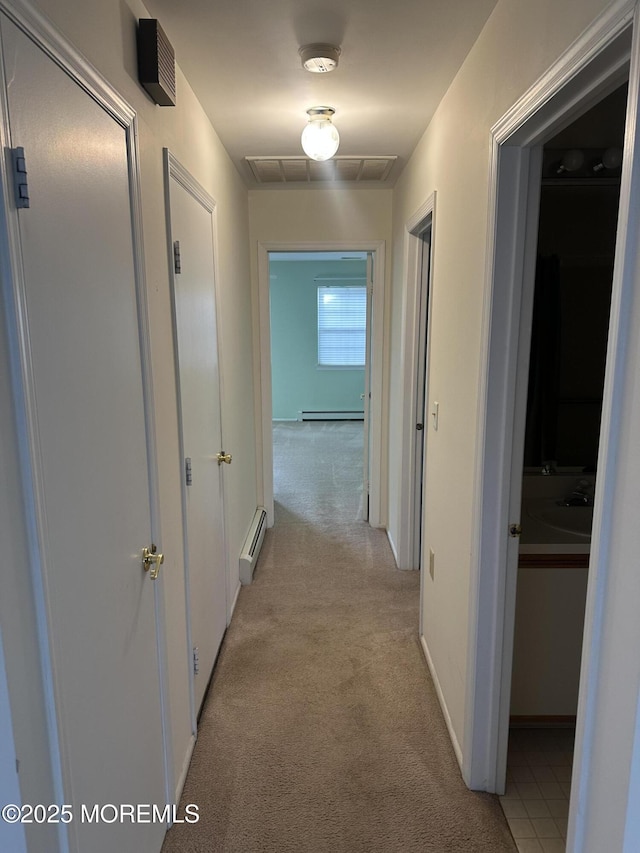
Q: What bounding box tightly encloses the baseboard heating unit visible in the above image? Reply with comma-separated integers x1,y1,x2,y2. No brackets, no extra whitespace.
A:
239,506,267,585
297,410,364,421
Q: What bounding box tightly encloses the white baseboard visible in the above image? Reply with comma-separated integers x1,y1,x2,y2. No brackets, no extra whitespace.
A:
386,528,416,571
228,580,241,624
174,733,196,806
386,529,399,567
420,634,464,772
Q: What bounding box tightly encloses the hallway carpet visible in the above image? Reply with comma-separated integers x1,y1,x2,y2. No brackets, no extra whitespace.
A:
161,422,516,852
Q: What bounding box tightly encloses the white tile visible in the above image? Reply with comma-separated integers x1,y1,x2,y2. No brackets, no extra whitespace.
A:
546,800,569,819
509,750,530,767
538,781,564,799
501,799,528,819
531,818,561,838
523,799,551,818
540,839,566,853
552,766,573,783
516,840,544,853
517,782,544,800
501,782,522,800
512,766,536,783
532,766,557,783
508,818,537,839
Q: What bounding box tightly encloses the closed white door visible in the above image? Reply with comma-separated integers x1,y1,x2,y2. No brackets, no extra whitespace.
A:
167,156,227,714
1,15,166,853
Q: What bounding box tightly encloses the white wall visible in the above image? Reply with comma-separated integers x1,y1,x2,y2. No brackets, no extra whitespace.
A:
0,0,257,817
248,188,393,514
389,0,614,758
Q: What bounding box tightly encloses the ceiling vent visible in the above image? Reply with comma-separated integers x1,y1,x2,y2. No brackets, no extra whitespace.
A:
246,156,397,185
137,19,176,106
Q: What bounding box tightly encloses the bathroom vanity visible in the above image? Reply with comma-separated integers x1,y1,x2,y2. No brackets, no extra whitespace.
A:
510,472,592,721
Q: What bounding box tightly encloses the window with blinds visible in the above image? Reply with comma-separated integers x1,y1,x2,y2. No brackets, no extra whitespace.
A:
317,285,366,367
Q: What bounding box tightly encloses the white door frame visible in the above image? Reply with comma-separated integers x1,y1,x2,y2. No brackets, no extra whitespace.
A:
257,241,386,528
362,252,374,522
465,0,635,803
396,193,436,571
0,0,172,840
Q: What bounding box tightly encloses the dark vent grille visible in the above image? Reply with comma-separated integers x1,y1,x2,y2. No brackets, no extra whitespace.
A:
137,19,176,106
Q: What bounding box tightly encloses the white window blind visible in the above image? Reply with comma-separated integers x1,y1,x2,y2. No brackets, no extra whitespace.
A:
317,285,366,367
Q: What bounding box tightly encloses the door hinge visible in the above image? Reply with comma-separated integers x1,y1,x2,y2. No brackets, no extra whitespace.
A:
185,456,192,486
12,147,30,209
193,646,199,675
173,240,181,274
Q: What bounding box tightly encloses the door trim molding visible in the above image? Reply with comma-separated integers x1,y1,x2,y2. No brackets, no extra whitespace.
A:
0,1,170,843
256,240,386,528
0,0,135,127
466,0,635,801
396,192,436,571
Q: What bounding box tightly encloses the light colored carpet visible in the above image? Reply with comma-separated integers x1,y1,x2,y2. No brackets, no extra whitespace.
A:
162,421,516,852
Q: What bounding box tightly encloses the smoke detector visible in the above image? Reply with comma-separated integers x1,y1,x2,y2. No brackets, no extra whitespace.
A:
299,44,341,73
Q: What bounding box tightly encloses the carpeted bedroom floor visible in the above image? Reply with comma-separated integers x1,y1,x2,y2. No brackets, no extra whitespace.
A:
161,421,516,852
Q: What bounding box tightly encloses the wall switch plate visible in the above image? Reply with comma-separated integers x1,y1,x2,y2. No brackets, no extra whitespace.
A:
429,548,435,580
431,401,439,431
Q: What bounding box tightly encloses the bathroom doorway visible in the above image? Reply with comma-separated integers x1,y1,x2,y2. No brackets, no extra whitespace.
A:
501,86,626,849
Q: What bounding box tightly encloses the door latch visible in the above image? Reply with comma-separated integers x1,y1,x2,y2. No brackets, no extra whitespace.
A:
142,544,164,579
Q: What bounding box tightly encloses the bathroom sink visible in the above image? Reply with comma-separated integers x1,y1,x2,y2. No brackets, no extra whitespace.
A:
527,501,593,539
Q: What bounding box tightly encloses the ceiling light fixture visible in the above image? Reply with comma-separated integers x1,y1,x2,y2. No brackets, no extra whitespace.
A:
299,44,341,73
301,107,340,161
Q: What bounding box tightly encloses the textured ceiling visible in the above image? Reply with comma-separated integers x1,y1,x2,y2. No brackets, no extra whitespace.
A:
144,0,498,187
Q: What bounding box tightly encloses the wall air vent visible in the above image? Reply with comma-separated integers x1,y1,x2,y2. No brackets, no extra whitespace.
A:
137,19,176,106
246,155,397,185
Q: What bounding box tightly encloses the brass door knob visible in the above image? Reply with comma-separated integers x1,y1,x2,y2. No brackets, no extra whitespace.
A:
142,545,164,579
216,451,232,465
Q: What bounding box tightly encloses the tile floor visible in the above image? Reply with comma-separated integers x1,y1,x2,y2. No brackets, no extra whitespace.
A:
500,727,575,853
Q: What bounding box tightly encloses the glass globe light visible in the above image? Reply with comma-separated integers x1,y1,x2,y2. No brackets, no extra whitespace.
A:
301,108,340,161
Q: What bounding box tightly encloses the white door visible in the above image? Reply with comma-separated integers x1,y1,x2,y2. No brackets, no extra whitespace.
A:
1,15,166,853
166,155,227,714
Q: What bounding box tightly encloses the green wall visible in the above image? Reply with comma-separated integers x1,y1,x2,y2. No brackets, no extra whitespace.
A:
270,259,366,420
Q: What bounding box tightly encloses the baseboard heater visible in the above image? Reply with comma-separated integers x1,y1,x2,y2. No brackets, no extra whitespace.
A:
297,410,364,421
239,506,267,585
